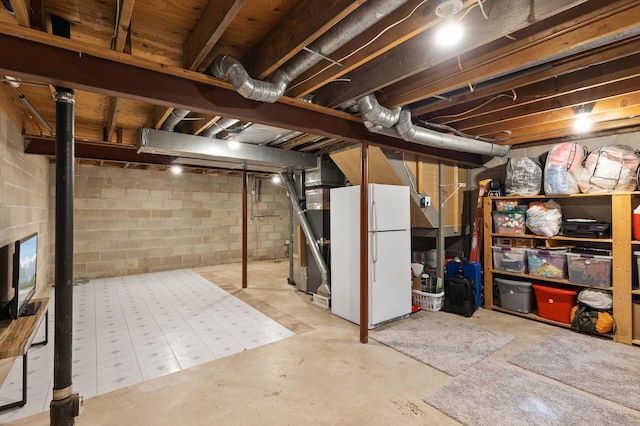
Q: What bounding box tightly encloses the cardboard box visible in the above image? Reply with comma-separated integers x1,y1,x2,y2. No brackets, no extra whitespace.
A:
412,276,421,291
634,303,640,340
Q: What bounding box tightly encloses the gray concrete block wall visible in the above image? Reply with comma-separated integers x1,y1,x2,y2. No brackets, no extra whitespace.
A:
62,165,290,279
0,109,52,300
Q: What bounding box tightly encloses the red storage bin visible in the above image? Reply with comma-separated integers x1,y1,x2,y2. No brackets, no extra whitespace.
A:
532,284,577,324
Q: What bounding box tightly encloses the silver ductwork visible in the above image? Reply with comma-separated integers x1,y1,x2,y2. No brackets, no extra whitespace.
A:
281,172,330,298
200,117,240,138
161,108,190,131
210,55,288,103
358,95,511,157
210,0,409,102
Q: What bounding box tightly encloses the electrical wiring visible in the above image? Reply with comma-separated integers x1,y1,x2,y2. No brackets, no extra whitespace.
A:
401,152,421,197
288,0,431,92
434,89,517,120
416,119,512,142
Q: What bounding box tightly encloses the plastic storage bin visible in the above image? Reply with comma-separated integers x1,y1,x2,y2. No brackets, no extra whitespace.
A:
492,210,526,235
566,252,612,287
532,284,577,324
495,278,535,313
492,246,527,273
527,249,567,279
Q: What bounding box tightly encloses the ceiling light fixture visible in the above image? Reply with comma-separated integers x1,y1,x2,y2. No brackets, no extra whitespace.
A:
573,105,592,133
435,0,464,47
272,175,281,184
228,139,240,150
171,165,183,175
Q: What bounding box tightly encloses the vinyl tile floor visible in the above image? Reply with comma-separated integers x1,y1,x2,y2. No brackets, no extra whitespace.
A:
0,268,293,424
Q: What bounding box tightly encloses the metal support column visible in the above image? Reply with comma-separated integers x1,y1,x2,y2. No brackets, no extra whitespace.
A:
50,15,81,426
242,171,248,288
359,142,369,344
438,161,445,278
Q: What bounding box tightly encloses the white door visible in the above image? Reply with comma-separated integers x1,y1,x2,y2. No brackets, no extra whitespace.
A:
369,184,410,232
369,229,411,327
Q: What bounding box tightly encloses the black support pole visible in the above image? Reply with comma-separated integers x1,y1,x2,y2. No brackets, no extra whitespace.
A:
50,15,80,426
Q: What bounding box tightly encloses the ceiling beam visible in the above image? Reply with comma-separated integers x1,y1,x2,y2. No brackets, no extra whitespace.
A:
0,26,482,165
113,0,135,52
412,35,640,117
244,0,365,80
286,0,474,98
381,0,640,108
105,96,123,142
434,56,640,130
312,0,590,108
9,0,30,27
25,136,174,165
183,0,245,71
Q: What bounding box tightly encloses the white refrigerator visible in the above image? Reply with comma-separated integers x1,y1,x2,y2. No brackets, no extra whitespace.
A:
330,184,411,329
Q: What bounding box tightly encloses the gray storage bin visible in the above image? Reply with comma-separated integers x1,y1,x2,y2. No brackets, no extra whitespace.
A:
495,277,535,313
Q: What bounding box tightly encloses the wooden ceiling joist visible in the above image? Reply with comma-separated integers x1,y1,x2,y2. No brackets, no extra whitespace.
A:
9,0,30,27
113,0,135,53
286,0,474,98
380,0,640,109
412,35,640,118
183,0,245,71
313,0,588,108
105,96,123,142
244,0,365,80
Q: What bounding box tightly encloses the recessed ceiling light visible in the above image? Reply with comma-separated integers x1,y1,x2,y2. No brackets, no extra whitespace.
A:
573,106,593,133
435,20,464,47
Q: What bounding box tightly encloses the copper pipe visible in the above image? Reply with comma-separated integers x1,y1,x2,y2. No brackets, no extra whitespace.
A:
242,171,248,289
359,141,369,344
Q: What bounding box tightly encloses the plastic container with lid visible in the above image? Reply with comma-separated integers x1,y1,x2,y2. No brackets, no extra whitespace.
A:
532,284,578,324
495,278,535,313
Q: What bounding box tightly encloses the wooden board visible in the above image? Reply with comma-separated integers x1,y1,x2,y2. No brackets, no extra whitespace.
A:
0,298,48,359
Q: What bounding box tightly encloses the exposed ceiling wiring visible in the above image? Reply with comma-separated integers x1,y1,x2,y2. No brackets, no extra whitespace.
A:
416,118,511,142
288,0,432,92
401,151,421,197
433,89,517,119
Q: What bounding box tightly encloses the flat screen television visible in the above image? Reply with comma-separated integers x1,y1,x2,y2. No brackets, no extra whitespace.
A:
11,232,38,319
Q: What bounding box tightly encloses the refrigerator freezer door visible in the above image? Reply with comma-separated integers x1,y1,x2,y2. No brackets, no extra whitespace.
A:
369,184,410,232
369,229,411,327
330,186,361,324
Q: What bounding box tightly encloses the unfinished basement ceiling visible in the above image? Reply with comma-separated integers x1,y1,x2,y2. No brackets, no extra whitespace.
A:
0,0,639,171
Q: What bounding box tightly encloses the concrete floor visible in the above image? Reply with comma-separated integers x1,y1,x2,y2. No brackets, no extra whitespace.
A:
5,260,571,425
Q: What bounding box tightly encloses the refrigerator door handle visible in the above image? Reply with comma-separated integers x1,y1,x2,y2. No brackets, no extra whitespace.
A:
372,231,377,282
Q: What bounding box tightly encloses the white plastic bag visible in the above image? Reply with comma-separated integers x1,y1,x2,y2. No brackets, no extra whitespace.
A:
577,289,612,310
525,200,562,237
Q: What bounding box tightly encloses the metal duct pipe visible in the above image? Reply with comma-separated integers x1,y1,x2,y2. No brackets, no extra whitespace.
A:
280,172,330,298
19,94,53,133
395,110,510,157
210,0,409,102
161,108,190,131
200,117,240,138
358,94,401,128
358,95,510,157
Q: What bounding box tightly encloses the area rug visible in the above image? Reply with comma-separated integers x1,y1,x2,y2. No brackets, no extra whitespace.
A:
509,329,640,412
424,360,640,426
371,310,516,376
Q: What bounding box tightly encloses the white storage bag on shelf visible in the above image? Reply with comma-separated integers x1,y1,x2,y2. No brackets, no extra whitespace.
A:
578,145,640,193
525,200,562,237
543,142,585,195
